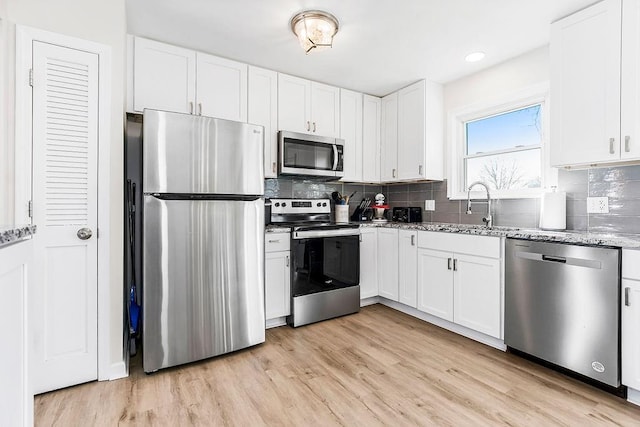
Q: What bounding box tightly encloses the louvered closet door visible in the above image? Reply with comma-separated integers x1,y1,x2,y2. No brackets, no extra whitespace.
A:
31,41,99,393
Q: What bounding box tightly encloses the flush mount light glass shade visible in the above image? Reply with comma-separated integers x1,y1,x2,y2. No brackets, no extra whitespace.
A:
465,51,486,62
290,10,339,54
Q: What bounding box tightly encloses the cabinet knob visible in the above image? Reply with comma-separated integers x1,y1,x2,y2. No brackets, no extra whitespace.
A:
189,101,194,115
306,121,310,131
419,165,423,176
411,235,415,246
609,137,615,155
392,168,397,178
447,257,452,270
198,103,203,116
625,135,631,153
286,255,290,267
313,122,316,132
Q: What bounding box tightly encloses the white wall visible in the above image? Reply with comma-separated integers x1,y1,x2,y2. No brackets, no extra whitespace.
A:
5,0,126,367
0,0,14,225
442,46,550,175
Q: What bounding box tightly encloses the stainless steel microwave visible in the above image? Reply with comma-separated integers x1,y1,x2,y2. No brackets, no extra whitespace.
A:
278,131,344,178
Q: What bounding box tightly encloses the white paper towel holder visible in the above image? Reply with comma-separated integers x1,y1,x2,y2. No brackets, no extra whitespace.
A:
539,186,566,231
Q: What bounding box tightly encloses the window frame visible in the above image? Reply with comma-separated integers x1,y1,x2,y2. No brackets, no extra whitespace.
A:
447,82,555,200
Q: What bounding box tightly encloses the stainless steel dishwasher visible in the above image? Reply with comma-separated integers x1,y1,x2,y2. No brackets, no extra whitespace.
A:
505,238,621,388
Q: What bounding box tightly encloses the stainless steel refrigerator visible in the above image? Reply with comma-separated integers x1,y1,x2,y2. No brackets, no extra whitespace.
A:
142,109,265,373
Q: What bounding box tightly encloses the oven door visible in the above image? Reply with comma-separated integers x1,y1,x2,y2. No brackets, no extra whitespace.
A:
279,131,344,177
291,233,359,297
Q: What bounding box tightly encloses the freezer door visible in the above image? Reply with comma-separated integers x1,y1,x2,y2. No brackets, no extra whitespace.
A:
142,196,265,372
143,109,264,195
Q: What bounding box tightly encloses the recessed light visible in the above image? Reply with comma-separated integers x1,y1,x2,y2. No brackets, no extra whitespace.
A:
465,52,485,62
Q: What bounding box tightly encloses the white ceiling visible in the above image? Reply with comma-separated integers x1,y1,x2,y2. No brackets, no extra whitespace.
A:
126,0,596,97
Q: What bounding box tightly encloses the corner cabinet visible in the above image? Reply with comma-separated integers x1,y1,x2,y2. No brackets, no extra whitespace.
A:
340,89,364,182
278,73,340,137
131,36,247,122
380,80,443,182
265,234,291,325
417,232,502,339
551,0,640,167
362,95,382,183
622,249,640,393
248,66,278,178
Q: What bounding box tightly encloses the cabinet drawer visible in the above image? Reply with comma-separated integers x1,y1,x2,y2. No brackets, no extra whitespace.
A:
623,249,640,280
418,231,500,259
265,234,290,252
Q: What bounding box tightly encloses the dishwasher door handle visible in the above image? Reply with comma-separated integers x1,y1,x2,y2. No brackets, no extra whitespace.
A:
541,255,567,263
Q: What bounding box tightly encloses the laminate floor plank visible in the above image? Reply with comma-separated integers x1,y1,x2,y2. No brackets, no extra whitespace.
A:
35,304,640,426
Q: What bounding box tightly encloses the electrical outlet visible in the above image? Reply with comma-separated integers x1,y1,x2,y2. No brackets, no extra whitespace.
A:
424,200,435,211
587,196,609,214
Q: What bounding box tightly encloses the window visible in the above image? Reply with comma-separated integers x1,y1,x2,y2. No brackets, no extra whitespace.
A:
448,83,553,199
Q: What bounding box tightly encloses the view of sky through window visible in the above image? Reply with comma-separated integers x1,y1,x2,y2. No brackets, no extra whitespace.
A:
465,104,542,191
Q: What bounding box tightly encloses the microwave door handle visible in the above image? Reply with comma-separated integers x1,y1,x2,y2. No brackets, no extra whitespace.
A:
332,144,339,171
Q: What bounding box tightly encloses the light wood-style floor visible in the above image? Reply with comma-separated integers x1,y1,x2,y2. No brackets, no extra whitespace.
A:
35,304,640,426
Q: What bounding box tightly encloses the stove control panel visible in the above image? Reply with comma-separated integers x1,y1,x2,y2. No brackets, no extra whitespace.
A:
270,198,331,214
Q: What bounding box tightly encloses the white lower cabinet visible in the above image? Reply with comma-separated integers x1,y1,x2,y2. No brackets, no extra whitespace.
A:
265,234,290,323
417,232,502,339
359,228,378,299
417,248,454,321
377,228,399,301
398,230,418,308
622,249,640,393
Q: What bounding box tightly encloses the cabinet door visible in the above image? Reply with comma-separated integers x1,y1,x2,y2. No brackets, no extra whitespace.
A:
359,228,378,299
381,92,398,181
311,82,340,137
453,254,501,338
248,66,278,178
362,95,381,183
196,53,247,122
397,81,425,180
417,248,453,321
398,230,418,308
377,228,399,301
621,0,640,161
278,73,311,134
340,89,363,182
133,37,195,114
550,0,622,166
265,251,291,320
622,279,640,389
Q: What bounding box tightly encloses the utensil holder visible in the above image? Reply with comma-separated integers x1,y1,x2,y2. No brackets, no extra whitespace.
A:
335,204,349,224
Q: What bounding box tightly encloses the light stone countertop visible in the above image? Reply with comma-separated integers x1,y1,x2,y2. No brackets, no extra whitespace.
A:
358,221,640,249
0,225,37,248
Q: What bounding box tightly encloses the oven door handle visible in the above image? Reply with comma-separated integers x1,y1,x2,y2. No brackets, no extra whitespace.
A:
293,229,360,239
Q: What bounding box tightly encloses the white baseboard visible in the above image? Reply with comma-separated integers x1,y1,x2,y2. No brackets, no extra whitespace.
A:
266,317,287,329
376,298,507,351
628,388,640,406
109,360,128,381
360,296,380,307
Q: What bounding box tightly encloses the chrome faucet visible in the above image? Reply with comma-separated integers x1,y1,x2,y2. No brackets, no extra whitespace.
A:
466,181,493,228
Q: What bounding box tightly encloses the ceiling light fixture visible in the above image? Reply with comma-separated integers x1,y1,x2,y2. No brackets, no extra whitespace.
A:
465,52,486,62
290,10,339,54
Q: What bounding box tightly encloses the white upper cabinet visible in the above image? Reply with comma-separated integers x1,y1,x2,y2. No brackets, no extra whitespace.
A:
131,37,247,121
380,80,443,183
381,92,399,181
362,95,382,183
196,53,247,122
133,37,196,114
248,66,278,178
397,80,443,181
551,0,640,167
621,0,640,160
278,73,340,137
340,89,363,182
278,73,311,133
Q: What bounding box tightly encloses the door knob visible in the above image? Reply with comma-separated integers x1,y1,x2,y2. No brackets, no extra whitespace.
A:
77,228,93,240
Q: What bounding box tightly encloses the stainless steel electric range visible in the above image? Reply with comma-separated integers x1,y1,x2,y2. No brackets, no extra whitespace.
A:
268,198,361,327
